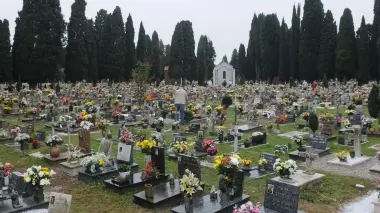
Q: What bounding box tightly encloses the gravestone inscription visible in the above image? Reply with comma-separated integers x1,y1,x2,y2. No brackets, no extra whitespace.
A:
261,153,277,171
308,135,327,150
264,179,300,213
177,154,201,181
48,192,72,213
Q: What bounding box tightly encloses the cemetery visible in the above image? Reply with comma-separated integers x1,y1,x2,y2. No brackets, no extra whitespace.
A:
2,0,380,213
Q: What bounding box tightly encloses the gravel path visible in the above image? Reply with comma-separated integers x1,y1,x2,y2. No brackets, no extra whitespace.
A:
306,154,380,180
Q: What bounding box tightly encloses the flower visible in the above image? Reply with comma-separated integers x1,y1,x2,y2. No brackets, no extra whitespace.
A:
45,135,63,147
242,159,252,167
80,153,108,174
172,141,195,154
179,169,203,196
80,121,93,130
14,133,30,144
335,151,349,161
273,159,297,176
258,158,267,165
23,165,54,187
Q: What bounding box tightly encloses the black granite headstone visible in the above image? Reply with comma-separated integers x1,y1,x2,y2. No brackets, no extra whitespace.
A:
10,171,26,194
172,133,186,145
287,113,296,122
308,135,327,150
36,131,46,141
261,153,277,171
264,179,300,213
233,171,244,197
177,154,201,181
151,147,165,175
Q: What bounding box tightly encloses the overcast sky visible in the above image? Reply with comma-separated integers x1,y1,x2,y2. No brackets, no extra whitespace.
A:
0,0,374,62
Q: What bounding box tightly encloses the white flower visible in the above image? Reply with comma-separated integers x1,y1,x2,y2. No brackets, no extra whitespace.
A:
289,168,294,174
38,171,44,177
40,178,50,186
230,157,239,166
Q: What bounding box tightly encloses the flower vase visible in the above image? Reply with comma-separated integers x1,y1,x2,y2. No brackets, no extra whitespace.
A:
101,130,106,138
145,184,153,199
184,196,193,213
34,187,44,203
3,176,9,186
50,146,61,158
20,141,29,151
258,164,266,172
144,154,152,167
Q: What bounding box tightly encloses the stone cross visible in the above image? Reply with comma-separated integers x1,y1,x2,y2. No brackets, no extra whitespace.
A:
353,125,361,157
299,146,318,175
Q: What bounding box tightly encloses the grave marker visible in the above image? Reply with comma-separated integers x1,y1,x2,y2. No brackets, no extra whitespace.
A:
26,123,34,135
308,135,327,150
261,153,277,171
264,179,301,213
177,154,201,181
151,147,165,175
117,143,132,164
48,192,72,213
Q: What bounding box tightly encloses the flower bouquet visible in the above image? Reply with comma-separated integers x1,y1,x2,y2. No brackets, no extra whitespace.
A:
180,169,203,197
87,105,98,114
233,201,260,213
206,105,212,114
345,110,357,116
301,112,309,121
274,145,289,156
258,157,267,171
292,135,305,152
213,154,241,190
335,151,349,162
0,162,13,185
15,133,30,144
215,106,223,115
172,141,195,154
136,139,156,154
169,105,176,112
80,153,108,174
45,135,63,147
119,129,134,145
343,119,351,128
142,162,159,180
113,99,120,106
241,159,252,173
80,121,93,131
97,119,110,136
2,106,12,114
273,159,297,179
23,166,55,202
319,112,335,122
10,126,21,138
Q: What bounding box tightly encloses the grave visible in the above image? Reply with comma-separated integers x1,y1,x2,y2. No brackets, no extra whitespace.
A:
262,179,304,213
171,192,250,213
43,152,70,165
103,147,167,194
47,192,72,213
278,131,309,140
289,135,331,161
0,197,49,213
59,162,83,177
369,164,380,174
133,179,182,209
271,170,324,189
78,166,117,184
177,154,202,181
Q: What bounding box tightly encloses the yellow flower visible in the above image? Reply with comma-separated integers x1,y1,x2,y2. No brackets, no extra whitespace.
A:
24,175,29,182
83,115,88,120
98,159,105,166
42,168,49,172
224,176,228,180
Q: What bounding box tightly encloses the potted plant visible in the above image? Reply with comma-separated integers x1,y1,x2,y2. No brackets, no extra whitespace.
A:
273,159,297,179
251,132,264,145
179,169,203,213
142,161,159,180
23,165,55,202
206,147,218,163
118,164,131,182
79,153,107,174
32,140,40,149
97,119,110,137
213,154,241,193
15,133,30,151
172,121,180,131
68,147,81,165
293,135,305,152
258,157,267,172
241,159,252,173
45,135,63,158
335,151,349,162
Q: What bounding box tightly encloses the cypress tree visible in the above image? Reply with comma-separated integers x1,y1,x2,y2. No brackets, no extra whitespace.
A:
86,19,98,84
357,16,370,85
181,21,196,81
238,44,247,80
318,10,337,80
150,31,160,81
196,35,207,84
206,40,216,80
309,111,319,134
12,17,21,81
169,22,184,79
371,0,380,80
299,0,324,81
222,55,228,63
125,14,135,80
158,39,165,79
278,18,290,82
290,4,301,80
136,22,146,62
230,49,238,70
254,14,265,81
145,35,152,62
66,0,88,82
247,14,257,81
0,19,13,82
95,9,108,79
368,85,380,118
335,8,356,80
260,14,280,81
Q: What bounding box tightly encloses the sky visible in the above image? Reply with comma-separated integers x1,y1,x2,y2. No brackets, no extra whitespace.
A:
0,0,375,63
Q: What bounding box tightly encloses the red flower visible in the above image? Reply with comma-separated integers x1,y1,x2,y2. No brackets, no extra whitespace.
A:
145,169,151,175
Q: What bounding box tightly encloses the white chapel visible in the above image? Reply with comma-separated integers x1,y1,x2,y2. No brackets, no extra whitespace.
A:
212,62,236,87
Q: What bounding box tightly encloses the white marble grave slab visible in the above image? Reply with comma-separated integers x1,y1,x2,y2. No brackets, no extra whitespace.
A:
22,210,48,213
340,191,377,213
327,156,371,167
271,170,324,188
278,131,309,139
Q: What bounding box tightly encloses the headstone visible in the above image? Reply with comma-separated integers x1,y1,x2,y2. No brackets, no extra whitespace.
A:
172,133,186,145
264,179,301,213
151,147,165,175
117,142,132,164
287,113,296,123
48,192,72,213
0,120,8,129
261,153,277,171
177,154,201,181
308,135,327,150
26,123,34,135
10,171,26,194
78,130,91,153
99,138,113,157
36,131,46,141
233,171,244,197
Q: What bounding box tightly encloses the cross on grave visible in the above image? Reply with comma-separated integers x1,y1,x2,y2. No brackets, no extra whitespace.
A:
353,125,362,157
298,146,318,175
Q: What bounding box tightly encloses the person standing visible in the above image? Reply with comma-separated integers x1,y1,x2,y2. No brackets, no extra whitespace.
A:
174,86,187,124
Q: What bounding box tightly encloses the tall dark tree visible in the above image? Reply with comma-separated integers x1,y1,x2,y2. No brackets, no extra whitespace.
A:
238,44,247,80
368,85,380,118
357,16,371,85
169,22,184,79
145,35,152,62
335,8,356,80
230,49,238,70
247,14,257,81
12,17,21,81
103,6,126,81
66,0,88,82
86,19,98,84
299,0,324,81
260,14,280,81
254,14,265,81
95,9,108,79
0,19,13,82
318,10,337,79
371,0,380,80
196,35,216,84
150,31,160,81
278,19,290,82
162,44,171,78
124,14,135,80
222,55,228,63
136,22,146,62
290,4,301,79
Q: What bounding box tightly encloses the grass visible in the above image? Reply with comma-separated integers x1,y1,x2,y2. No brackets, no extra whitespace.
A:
0,106,378,213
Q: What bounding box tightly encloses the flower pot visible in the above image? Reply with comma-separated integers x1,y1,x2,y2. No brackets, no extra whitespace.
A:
244,140,251,148
3,176,9,186
349,151,355,159
32,143,40,149
184,196,193,213
339,158,347,162
50,146,61,158
207,155,215,163
258,164,266,172
145,184,153,199
297,146,306,152
20,142,29,151
218,135,224,143
242,166,252,173
119,171,131,182
34,187,44,203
